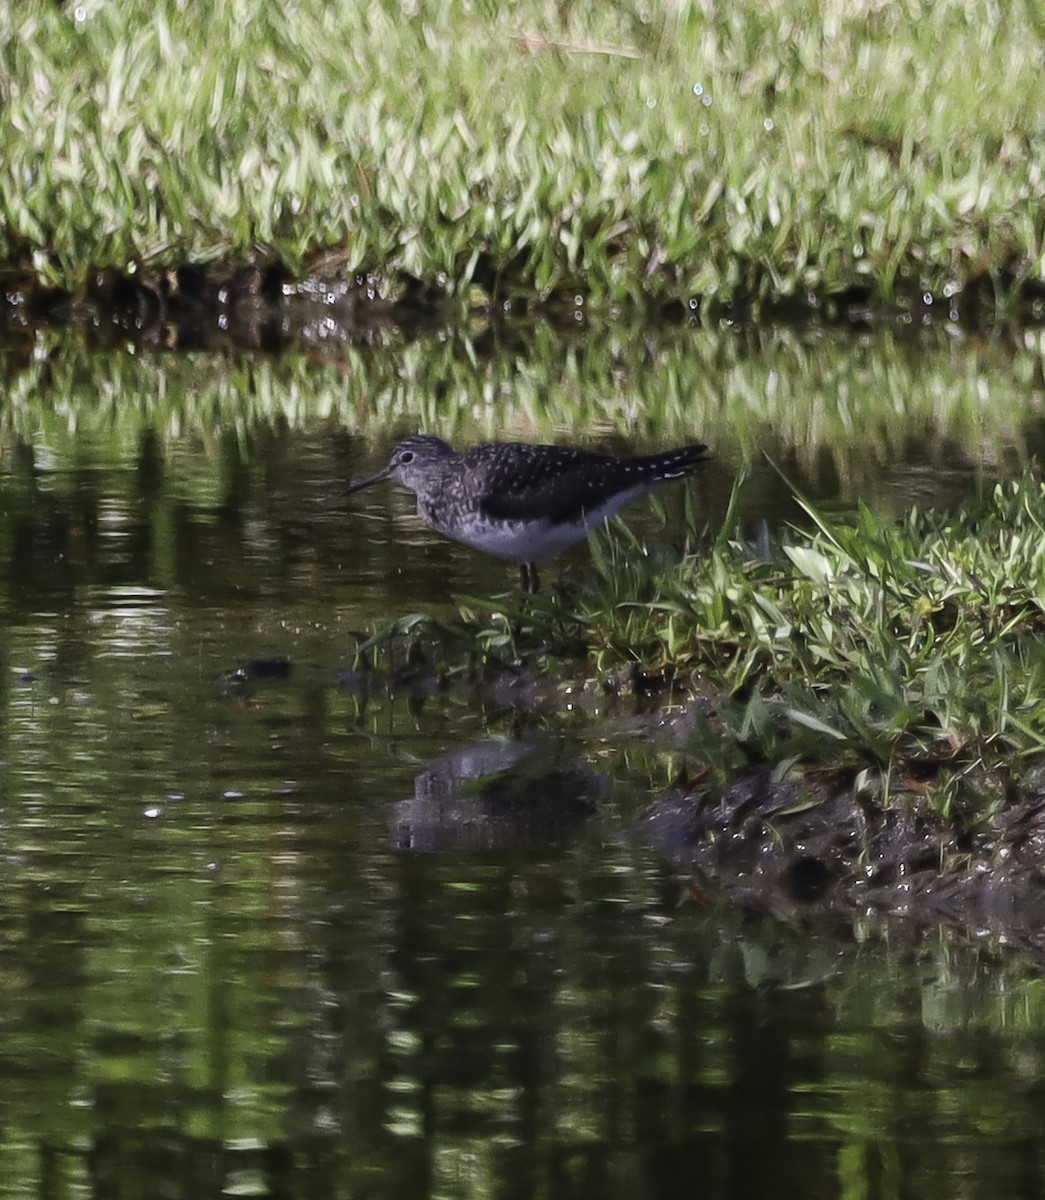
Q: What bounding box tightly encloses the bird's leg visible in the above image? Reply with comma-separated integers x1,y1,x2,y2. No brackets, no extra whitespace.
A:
518,562,540,593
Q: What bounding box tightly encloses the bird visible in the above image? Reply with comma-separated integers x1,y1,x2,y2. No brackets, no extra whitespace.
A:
344,434,709,592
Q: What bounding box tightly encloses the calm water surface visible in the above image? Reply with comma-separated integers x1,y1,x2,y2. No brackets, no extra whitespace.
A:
1,324,1045,1197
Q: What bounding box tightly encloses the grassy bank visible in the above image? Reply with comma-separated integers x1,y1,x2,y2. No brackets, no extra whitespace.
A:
2,0,1043,317
362,473,1045,814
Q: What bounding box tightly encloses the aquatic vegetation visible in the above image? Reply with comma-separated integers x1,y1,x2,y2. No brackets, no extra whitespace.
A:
361,473,1045,812
1,0,1042,317
589,474,1045,801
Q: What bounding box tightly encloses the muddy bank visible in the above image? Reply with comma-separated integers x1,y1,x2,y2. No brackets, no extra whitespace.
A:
0,259,448,353
3,255,1043,354
282,645,1045,948
231,649,1045,953
642,768,1045,956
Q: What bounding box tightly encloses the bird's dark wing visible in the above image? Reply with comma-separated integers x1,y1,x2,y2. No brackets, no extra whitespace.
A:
477,443,708,525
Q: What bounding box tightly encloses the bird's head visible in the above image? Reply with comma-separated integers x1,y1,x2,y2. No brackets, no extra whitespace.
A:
344,435,454,495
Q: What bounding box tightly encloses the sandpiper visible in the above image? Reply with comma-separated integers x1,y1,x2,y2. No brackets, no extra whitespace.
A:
345,435,709,591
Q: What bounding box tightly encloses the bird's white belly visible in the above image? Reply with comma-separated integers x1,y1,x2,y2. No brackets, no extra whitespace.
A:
423,483,653,564
451,519,587,564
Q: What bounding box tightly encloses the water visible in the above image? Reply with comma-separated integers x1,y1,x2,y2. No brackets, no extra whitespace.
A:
1,322,1045,1197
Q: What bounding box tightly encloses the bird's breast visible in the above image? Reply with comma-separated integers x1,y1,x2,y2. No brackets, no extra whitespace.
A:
418,497,442,528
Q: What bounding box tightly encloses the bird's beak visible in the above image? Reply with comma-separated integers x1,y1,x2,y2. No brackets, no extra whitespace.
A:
344,466,391,496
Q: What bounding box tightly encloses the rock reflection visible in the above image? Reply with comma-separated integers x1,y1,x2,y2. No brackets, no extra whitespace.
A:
391,738,601,852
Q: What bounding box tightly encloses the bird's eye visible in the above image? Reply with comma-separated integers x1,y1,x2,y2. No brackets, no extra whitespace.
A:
399,451,414,464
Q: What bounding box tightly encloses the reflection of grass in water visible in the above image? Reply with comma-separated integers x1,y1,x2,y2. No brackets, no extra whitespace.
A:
0,326,1040,505
1,0,1042,311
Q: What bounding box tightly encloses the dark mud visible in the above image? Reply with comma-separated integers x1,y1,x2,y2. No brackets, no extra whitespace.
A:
3,254,1043,355
0,258,448,353
642,768,1045,958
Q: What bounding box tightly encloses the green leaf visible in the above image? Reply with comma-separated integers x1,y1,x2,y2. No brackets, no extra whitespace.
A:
783,708,848,740
783,545,836,587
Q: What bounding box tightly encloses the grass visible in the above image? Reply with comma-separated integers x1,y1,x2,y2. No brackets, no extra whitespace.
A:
1,0,1043,317
357,472,1045,815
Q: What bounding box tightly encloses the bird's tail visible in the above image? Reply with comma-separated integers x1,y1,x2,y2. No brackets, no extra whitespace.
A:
647,443,711,480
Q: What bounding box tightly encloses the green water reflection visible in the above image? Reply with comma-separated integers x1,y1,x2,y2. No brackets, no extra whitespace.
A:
1,324,1045,1197
4,778,1045,1200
